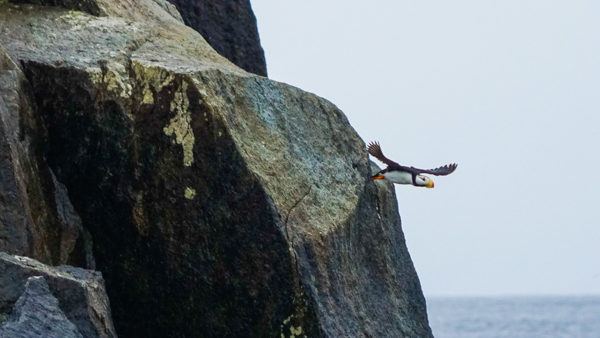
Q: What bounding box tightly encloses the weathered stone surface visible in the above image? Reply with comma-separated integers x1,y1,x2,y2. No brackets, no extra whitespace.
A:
0,276,83,338
8,0,103,16
8,0,184,20
0,1,431,337
0,252,116,337
167,0,268,76
0,46,90,266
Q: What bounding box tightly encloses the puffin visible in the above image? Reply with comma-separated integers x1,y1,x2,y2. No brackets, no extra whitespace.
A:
367,141,457,188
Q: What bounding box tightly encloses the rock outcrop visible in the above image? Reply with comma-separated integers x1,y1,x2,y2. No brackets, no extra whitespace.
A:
167,0,268,76
0,252,116,337
0,276,85,338
0,45,91,267
0,0,431,337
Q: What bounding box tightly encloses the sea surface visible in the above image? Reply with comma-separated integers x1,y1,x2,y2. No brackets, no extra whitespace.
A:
427,296,600,338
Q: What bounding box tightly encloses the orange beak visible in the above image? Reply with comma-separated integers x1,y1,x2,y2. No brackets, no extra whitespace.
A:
426,180,435,188
371,174,385,180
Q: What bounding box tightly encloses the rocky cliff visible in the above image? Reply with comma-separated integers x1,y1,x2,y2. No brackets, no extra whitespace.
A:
0,0,432,337
166,0,267,76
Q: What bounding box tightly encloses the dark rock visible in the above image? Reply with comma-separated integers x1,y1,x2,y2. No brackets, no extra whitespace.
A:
0,1,432,337
167,0,268,76
8,0,103,16
0,47,90,266
0,252,117,338
0,276,83,338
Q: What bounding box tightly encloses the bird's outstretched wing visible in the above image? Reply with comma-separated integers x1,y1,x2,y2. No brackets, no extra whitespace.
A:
412,163,458,176
367,141,400,167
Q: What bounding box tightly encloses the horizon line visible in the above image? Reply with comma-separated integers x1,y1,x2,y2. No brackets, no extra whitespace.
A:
426,293,600,299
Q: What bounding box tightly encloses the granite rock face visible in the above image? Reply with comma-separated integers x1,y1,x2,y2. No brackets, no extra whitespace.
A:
0,252,116,337
167,0,268,76
0,276,84,338
0,0,431,337
0,47,91,267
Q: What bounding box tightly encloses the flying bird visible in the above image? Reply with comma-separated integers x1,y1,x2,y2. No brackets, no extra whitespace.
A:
367,141,457,188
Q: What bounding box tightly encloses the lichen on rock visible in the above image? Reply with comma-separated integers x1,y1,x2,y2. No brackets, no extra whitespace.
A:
163,79,195,167
89,61,132,101
184,186,196,199
0,1,433,337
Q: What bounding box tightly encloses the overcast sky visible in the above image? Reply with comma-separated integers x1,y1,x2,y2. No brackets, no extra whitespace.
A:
251,0,600,296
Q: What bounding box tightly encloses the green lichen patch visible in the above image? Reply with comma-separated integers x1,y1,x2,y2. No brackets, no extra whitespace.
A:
184,187,196,200
88,62,132,100
163,81,195,167
130,60,176,105
289,325,303,337
280,314,307,338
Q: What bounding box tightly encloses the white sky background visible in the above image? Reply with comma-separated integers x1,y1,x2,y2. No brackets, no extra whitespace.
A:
251,0,600,296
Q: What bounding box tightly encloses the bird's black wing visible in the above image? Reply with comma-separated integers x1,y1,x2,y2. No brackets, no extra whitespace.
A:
411,163,458,176
367,141,401,167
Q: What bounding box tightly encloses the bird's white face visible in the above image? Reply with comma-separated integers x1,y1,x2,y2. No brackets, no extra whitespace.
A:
416,175,435,188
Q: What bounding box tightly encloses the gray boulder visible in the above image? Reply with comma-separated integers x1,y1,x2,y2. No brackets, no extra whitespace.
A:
0,276,83,338
0,252,116,338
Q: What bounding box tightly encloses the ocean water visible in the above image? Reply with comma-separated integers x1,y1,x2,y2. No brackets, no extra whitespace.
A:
427,296,600,338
